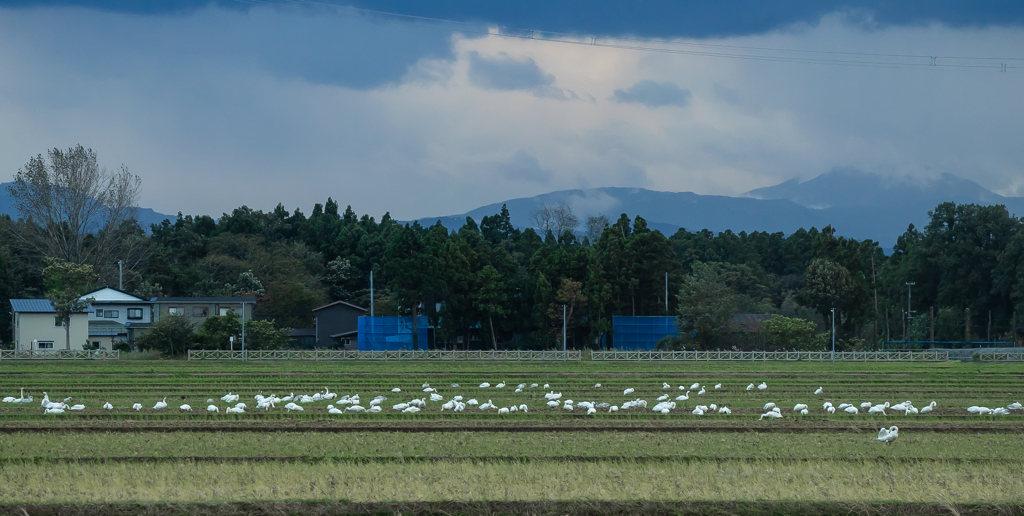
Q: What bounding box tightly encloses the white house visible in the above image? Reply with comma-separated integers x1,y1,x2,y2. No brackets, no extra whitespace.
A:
10,299,92,351
80,287,153,350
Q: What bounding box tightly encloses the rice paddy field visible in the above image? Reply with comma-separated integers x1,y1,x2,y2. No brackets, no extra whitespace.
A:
1,359,1022,516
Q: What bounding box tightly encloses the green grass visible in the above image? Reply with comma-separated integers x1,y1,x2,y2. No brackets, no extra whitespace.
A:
2,459,1022,504
0,431,1020,462
2,360,1022,506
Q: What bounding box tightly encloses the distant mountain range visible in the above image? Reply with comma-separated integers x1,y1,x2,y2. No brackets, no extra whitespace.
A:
0,182,175,229
416,168,1024,246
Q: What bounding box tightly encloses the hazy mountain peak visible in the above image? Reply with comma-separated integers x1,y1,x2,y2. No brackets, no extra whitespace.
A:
746,167,1005,209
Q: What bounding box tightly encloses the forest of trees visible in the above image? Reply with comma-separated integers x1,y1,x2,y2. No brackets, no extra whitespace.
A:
3,148,1023,353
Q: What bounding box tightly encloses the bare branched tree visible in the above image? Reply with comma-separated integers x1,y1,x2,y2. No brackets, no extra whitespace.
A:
7,145,142,270
585,214,610,242
551,203,580,238
531,203,555,235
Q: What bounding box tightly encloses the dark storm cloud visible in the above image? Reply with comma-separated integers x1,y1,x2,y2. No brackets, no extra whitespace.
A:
613,80,691,108
8,1,1024,37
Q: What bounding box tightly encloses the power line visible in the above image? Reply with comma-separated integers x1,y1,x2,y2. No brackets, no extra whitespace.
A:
231,0,1024,72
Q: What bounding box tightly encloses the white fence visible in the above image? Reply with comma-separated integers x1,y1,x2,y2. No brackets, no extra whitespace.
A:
972,351,1024,362
0,350,120,360
188,349,582,361
589,350,951,362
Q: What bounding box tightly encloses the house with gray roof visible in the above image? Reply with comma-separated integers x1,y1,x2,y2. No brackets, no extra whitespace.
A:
80,287,153,350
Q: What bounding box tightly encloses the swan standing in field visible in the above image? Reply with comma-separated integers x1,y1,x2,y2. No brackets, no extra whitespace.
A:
860,402,873,409
675,392,690,401
760,409,782,420
746,383,755,390
328,406,344,414
877,426,899,444
284,402,303,412
814,387,823,395
663,382,671,389
623,388,635,395
68,404,85,411
763,402,776,411
207,405,219,413
714,383,722,389
690,382,700,390
793,404,808,412
593,383,601,388
44,406,66,414
1007,402,1022,411
844,406,859,414
697,386,706,395
102,402,113,410
179,404,192,411
132,403,142,411
153,398,168,410
479,382,490,388
226,406,245,414
827,406,836,414
757,382,768,390
719,406,731,414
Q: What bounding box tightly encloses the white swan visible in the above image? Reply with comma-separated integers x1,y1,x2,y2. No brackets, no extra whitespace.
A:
663,382,671,389
179,404,192,411
746,383,755,390
793,403,808,412
763,402,776,411
877,425,899,443
68,404,85,411
207,405,219,412
102,402,113,410
714,383,722,389
153,398,167,410
844,406,859,414
814,387,823,395
623,388,635,395
757,382,767,390
132,403,142,411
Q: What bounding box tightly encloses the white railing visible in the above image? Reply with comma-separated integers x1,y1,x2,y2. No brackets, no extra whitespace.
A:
188,349,582,361
589,350,950,362
0,350,120,360
973,351,1024,362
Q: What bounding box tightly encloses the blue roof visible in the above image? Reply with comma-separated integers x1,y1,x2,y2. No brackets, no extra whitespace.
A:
10,299,93,313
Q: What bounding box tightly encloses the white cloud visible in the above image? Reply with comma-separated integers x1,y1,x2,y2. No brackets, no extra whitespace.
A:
0,7,1022,221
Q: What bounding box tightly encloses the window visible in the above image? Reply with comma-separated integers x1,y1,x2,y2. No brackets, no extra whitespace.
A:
193,306,209,317
54,316,64,327
127,308,143,320
106,310,119,319
218,307,232,316
37,341,54,350
96,310,105,318
169,307,183,316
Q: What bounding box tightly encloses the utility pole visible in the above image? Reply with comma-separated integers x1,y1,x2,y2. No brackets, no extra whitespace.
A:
241,301,246,359
664,272,668,314
905,282,915,339
370,270,374,317
831,308,836,362
562,304,567,361
117,261,123,290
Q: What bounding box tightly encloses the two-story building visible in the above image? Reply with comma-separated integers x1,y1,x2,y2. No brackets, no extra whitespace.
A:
10,299,92,350
151,297,256,327
80,287,153,350
313,300,366,349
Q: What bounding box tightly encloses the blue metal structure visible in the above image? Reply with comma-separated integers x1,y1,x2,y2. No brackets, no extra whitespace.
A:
611,316,678,350
357,316,430,350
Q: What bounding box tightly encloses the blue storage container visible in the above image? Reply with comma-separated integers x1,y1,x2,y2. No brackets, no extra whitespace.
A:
357,316,429,350
611,316,678,350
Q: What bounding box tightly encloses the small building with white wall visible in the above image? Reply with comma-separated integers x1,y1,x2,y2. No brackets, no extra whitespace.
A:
81,287,153,350
10,299,92,351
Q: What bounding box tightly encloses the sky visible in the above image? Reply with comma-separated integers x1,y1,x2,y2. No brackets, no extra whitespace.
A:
1,1,1022,219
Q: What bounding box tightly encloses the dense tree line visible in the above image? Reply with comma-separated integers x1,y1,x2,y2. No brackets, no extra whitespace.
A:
2,149,1022,351
3,197,1022,351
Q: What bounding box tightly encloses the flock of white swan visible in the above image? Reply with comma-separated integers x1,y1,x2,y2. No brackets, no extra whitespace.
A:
4,381,1022,443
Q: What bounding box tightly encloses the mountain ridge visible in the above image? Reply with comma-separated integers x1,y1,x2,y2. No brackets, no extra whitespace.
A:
416,169,1024,246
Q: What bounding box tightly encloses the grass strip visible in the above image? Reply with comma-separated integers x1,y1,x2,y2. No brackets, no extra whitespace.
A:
0,431,1021,462
3,501,1024,516
0,459,1021,504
